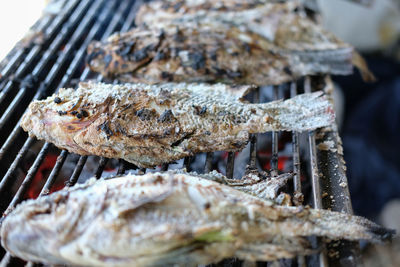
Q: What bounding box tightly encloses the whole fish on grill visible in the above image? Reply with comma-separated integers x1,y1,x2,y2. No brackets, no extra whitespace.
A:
20,82,334,168
1,172,393,266
136,0,341,53
86,0,371,84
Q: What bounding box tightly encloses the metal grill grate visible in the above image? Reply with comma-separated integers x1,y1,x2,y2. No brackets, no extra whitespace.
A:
0,0,357,266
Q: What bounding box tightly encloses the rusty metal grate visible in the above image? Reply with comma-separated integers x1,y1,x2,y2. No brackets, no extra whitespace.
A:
0,0,357,266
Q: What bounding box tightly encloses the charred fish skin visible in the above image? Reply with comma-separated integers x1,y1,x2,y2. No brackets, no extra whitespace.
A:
136,0,347,52
86,25,295,85
1,172,393,266
20,82,334,168
86,1,354,84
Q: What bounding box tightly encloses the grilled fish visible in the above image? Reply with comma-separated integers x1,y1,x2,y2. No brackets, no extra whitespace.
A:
20,82,334,168
1,172,393,266
86,1,356,84
136,0,343,52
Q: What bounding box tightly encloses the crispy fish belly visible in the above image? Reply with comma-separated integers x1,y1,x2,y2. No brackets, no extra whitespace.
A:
86,3,354,84
1,172,393,266
20,82,334,168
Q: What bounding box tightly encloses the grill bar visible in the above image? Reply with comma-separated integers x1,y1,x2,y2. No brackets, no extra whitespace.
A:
184,156,192,171
0,0,96,133
95,157,109,179
309,131,323,209
0,15,53,85
0,137,35,193
118,160,127,175
0,0,80,109
204,152,213,173
226,152,235,178
248,89,259,168
0,0,108,197
3,143,51,216
290,82,303,205
66,156,88,187
0,253,10,267
304,77,329,267
40,150,69,196
304,77,323,209
0,0,98,162
270,86,279,173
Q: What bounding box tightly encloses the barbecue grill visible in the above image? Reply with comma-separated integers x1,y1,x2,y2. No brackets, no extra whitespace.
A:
0,0,359,266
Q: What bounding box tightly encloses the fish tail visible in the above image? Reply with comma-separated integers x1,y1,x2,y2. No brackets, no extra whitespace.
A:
307,209,395,243
253,91,335,132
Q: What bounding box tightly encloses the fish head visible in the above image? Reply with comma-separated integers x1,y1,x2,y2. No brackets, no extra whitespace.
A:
20,86,104,154
0,180,108,264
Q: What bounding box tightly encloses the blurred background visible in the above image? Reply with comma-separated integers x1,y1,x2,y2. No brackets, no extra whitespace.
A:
319,1,400,264
0,0,398,265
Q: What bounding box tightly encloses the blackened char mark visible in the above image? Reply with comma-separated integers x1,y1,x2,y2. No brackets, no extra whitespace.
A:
154,51,166,61
97,121,114,139
80,110,89,117
120,41,136,56
171,131,195,147
115,122,127,136
199,106,207,115
54,97,62,104
131,47,148,62
227,70,242,78
283,66,292,76
161,71,174,81
210,50,218,61
104,55,112,68
212,67,242,79
189,52,206,70
136,108,156,121
193,105,207,116
157,109,174,123
173,2,183,11
173,28,186,43
86,48,105,65
243,42,251,53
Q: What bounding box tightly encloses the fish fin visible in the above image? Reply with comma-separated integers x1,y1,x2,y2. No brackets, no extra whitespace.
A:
307,209,395,243
352,51,376,82
104,174,174,217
